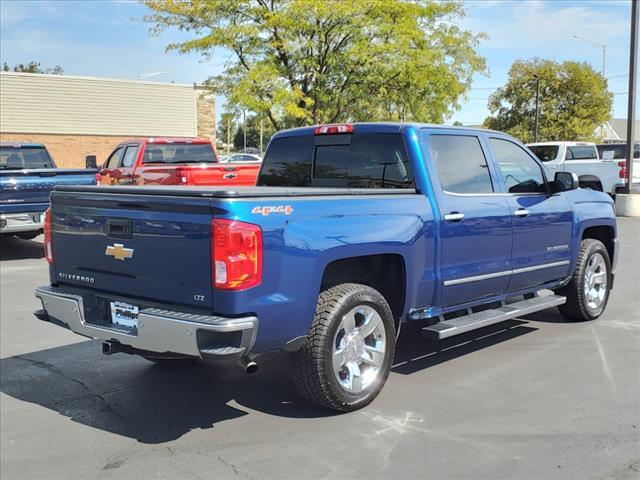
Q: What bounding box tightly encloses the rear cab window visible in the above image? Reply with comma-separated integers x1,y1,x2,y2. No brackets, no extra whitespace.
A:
258,133,413,188
142,143,217,164
566,145,598,160
427,135,493,194
528,145,559,162
0,146,54,169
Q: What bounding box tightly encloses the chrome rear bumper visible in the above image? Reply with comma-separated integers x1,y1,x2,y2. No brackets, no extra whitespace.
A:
35,286,258,358
0,212,44,234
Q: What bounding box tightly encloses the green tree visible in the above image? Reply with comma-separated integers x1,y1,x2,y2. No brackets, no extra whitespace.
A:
2,61,63,74
144,0,486,129
484,58,612,143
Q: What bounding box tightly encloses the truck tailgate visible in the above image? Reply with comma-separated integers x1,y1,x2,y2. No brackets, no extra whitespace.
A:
188,163,261,186
50,188,214,309
136,163,259,187
0,169,96,211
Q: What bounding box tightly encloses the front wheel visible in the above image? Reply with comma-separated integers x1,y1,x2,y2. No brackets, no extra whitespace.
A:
556,239,611,321
290,283,396,412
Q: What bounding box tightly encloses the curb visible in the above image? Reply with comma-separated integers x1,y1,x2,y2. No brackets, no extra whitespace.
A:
615,194,640,217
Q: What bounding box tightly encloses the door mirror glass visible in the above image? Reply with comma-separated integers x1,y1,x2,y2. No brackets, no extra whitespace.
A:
554,171,578,192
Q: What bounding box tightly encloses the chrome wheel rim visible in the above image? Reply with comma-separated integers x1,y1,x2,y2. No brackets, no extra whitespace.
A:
584,252,607,311
332,305,387,394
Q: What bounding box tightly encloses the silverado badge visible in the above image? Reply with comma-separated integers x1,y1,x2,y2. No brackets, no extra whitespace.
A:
105,243,134,261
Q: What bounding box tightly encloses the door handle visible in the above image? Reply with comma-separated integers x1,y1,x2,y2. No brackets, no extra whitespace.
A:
443,212,465,222
223,173,237,179
514,208,530,217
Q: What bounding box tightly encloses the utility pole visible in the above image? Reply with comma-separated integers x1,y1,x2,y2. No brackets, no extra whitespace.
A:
534,75,541,142
624,0,638,194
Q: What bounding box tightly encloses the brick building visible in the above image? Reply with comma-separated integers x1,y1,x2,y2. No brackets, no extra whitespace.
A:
0,72,215,168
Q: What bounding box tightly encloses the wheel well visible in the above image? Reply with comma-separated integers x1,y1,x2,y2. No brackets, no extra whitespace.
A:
578,175,603,192
582,226,615,260
321,254,406,329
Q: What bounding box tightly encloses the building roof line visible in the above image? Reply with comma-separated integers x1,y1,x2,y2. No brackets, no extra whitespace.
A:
0,71,200,89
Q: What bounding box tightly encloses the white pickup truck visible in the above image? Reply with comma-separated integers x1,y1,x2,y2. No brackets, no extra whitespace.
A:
526,142,622,195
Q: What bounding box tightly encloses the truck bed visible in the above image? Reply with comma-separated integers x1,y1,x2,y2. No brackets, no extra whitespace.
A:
53,185,417,198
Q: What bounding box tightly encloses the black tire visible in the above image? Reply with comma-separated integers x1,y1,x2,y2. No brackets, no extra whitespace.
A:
290,283,396,412
556,239,611,321
16,231,41,240
141,355,198,366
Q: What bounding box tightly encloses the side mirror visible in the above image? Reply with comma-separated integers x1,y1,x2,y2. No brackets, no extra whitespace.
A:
553,171,578,192
85,155,97,169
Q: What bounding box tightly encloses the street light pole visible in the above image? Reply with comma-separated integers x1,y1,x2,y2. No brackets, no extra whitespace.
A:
534,75,540,142
573,35,606,78
243,110,247,151
260,117,264,154
624,0,638,194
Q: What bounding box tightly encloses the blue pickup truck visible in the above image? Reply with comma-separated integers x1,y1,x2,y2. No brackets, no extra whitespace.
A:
0,142,96,239
34,123,617,411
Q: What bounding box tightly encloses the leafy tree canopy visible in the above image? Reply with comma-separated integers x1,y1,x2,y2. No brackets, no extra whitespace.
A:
144,0,486,129
2,61,63,74
484,58,612,143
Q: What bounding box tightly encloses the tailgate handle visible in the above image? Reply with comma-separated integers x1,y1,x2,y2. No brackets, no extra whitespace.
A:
107,218,133,239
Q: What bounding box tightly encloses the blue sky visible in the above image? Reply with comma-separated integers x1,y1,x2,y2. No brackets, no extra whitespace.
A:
0,0,635,125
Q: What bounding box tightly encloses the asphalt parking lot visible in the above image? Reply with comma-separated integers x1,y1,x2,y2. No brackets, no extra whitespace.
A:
1,219,639,480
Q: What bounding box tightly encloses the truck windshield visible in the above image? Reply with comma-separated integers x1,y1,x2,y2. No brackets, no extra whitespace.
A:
259,133,413,188
528,145,559,162
0,146,54,169
141,144,217,164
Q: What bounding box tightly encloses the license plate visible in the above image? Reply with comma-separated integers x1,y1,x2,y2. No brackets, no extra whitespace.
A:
110,301,139,329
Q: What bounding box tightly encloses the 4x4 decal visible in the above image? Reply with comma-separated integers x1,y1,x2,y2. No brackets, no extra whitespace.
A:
251,205,294,216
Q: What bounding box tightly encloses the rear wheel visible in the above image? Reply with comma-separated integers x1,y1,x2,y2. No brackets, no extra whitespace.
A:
290,283,396,412
556,239,611,321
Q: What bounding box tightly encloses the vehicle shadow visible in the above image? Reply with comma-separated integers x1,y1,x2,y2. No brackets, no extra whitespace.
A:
392,319,537,375
0,236,44,261
0,319,537,444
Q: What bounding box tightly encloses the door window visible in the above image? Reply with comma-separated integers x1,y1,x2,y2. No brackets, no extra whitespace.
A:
428,135,493,194
105,147,124,169
490,138,546,194
122,146,139,168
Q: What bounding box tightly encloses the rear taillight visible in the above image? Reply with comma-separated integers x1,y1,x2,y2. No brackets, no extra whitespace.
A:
314,124,354,135
44,209,53,264
618,161,627,179
95,172,102,184
212,219,262,290
175,167,190,185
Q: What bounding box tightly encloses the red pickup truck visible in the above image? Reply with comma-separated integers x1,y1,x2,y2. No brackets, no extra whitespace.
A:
99,138,260,186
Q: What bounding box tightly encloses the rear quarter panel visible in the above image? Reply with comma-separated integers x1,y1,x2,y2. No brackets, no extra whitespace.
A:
213,194,435,352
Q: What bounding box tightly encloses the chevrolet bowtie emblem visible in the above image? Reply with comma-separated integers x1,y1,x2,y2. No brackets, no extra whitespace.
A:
105,243,134,261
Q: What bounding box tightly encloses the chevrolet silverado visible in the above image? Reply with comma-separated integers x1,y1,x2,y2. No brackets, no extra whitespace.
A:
0,142,96,239
35,123,617,411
